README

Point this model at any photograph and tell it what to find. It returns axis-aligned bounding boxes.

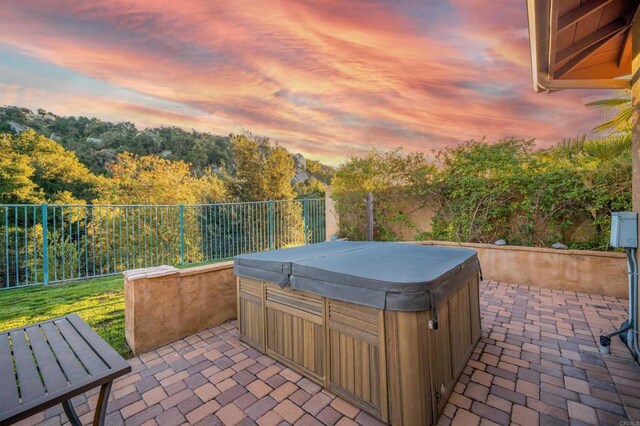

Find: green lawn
[0,276,130,357]
[0,259,232,359]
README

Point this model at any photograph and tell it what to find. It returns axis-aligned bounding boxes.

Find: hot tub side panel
[264,284,325,383]
[327,299,388,421]
[429,273,481,415]
[385,309,433,425]
[237,277,265,351]
[384,273,481,424]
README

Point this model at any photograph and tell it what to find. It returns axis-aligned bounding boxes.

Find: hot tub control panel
[610,212,638,248]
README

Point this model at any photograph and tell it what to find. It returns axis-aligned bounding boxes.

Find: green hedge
[332,138,631,250]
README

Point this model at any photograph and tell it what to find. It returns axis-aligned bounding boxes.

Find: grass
[0,259,232,359]
[0,275,131,357]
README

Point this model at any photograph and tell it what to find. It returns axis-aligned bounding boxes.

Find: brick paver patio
[15,281,640,426]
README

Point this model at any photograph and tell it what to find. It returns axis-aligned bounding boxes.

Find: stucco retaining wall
[124,262,236,354]
[417,241,628,298]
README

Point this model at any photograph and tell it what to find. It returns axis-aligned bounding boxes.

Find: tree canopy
[0,130,104,204]
[0,107,332,205]
[97,152,228,205]
[229,133,297,201]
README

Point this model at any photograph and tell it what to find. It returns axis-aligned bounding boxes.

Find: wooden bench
[0,314,131,425]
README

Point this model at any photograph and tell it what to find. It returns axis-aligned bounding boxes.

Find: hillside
[0,106,333,185]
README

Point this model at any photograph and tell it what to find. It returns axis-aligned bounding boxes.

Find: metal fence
[0,199,326,289]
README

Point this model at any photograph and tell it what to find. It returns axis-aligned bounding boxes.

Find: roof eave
[527,0,545,92]
[536,72,630,90]
[527,0,631,91]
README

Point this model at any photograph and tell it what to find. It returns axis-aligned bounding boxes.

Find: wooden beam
[555,34,613,78]
[548,0,560,79]
[618,29,632,68]
[623,0,640,24]
[558,0,614,32]
[527,0,552,92]
[556,18,627,62]
[535,71,630,90]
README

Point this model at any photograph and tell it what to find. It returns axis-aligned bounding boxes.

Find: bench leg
[93,381,113,426]
[62,399,81,426]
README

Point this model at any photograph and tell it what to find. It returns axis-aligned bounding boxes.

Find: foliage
[229,133,297,201]
[196,168,232,204]
[582,134,631,161]
[0,107,232,175]
[581,152,632,249]
[305,159,334,184]
[0,121,324,206]
[293,178,326,199]
[549,134,587,162]
[228,133,305,245]
[430,138,592,246]
[0,106,332,189]
[0,134,42,203]
[430,139,531,243]
[0,131,104,203]
[332,149,434,240]
[332,137,631,250]
[586,90,631,134]
[98,152,228,204]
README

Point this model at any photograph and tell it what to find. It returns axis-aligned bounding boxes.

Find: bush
[331,149,434,241]
[331,138,631,250]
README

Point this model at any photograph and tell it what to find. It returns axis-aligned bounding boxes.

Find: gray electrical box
[610,212,638,248]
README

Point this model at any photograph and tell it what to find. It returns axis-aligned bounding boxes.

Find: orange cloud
[0,0,615,165]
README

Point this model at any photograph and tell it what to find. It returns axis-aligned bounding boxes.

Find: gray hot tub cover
[234,242,479,311]
[233,241,374,285]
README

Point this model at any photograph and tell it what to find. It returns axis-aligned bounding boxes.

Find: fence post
[41,204,49,285]
[303,199,308,244]
[366,193,374,241]
[179,204,185,265]
[269,200,274,250]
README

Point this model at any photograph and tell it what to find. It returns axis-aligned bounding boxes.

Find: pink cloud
[0,0,616,165]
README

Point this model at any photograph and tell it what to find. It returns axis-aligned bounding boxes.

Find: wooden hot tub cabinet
[236,249,480,425]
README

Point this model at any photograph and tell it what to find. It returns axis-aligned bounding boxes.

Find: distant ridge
[0,106,333,186]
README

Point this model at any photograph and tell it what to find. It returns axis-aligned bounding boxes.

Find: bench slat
[54,318,108,376]
[40,322,90,385]
[67,315,128,370]
[0,334,20,413]
[9,330,46,404]
[25,326,68,393]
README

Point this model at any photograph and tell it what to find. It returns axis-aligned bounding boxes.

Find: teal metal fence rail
[0,199,326,289]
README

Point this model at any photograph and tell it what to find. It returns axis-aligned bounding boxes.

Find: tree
[306,159,333,184]
[332,149,434,240]
[293,178,326,198]
[195,168,230,203]
[229,133,296,201]
[586,90,631,134]
[430,139,532,243]
[100,153,227,205]
[0,134,43,203]
[1,130,103,203]
[545,133,630,163]
[265,145,296,200]
[583,135,631,161]
[230,134,269,201]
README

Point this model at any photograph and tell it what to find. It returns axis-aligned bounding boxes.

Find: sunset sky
[0,0,621,165]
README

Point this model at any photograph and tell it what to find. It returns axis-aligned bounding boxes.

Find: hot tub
[234,242,481,425]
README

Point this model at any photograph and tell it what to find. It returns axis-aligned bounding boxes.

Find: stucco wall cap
[414,240,625,259]
[179,261,234,278]
[124,265,179,281]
